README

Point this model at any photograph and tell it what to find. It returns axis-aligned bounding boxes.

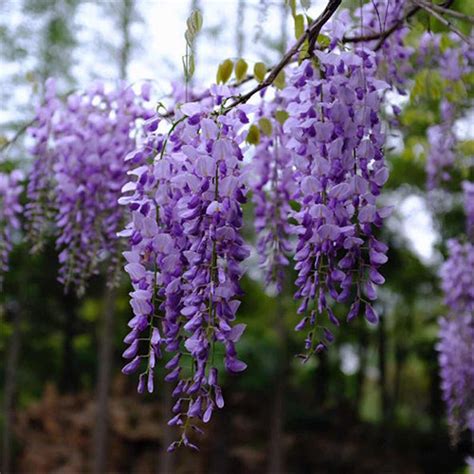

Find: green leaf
[298,38,309,63]
[259,117,273,136]
[287,0,297,18]
[274,70,286,90]
[235,59,248,83]
[300,0,311,9]
[275,110,289,125]
[246,124,260,145]
[317,34,331,49]
[191,10,203,32]
[184,29,193,47]
[458,140,474,156]
[217,59,234,84]
[254,62,267,83]
[294,14,304,39]
[188,54,195,78]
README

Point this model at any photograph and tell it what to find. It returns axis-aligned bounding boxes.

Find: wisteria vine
[0,0,471,456]
[26,79,153,294]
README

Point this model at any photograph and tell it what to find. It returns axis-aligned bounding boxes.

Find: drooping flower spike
[27,79,154,294]
[0,170,24,288]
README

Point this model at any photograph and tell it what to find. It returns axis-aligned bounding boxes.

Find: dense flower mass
[334,0,413,91]
[440,239,474,315]
[250,95,294,293]
[438,239,474,442]
[462,180,474,238]
[417,33,474,189]
[27,79,153,293]
[0,170,24,287]
[116,16,396,447]
[282,51,390,357]
[437,314,474,443]
[120,87,252,448]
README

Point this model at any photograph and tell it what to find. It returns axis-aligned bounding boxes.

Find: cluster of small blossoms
[350,0,413,91]
[417,32,474,83]
[27,79,153,293]
[463,181,474,238]
[26,78,61,252]
[437,315,474,442]
[281,50,390,358]
[440,239,474,315]
[249,94,294,293]
[438,239,474,441]
[417,33,474,189]
[425,102,457,190]
[120,86,251,449]
[0,170,24,287]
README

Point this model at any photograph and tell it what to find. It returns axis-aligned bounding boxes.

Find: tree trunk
[92,285,116,474]
[60,292,79,393]
[157,383,176,474]
[378,311,389,424]
[1,302,22,474]
[267,298,288,474]
[355,331,368,410]
[236,0,245,57]
[391,344,405,422]
[119,0,133,81]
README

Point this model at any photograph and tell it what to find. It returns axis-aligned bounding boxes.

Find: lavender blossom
[27,79,153,294]
[0,170,24,287]
[437,314,474,443]
[120,87,251,448]
[281,51,390,357]
[462,181,474,238]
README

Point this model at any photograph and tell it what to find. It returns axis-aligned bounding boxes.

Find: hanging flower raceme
[440,239,474,315]
[438,239,474,442]
[417,33,473,189]
[425,99,459,190]
[26,78,60,252]
[282,51,390,357]
[437,314,474,443]
[0,170,24,287]
[342,0,413,91]
[120,87,251,449]
[462,180,474,238]
[27,79,153,294]
[249,94,294,293]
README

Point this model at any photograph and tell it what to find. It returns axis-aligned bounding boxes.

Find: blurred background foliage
[0,0,473,473]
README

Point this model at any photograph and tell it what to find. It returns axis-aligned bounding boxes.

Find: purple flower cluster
[27,79,153,293]
[440,239,474,315]
[351,0,413,91]
[438,239,474,441]
[426,127,457,190]
[462,180,474,238]
[249,96,294,293]
[0,170,24,287]
[417,33,474,189]
[281,51,390,357]
[120,87,251,449]
[437,314,474,442]
[26,78,60,252]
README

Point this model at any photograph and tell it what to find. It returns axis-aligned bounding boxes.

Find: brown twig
[342,0,458,51]
[417,1,474,23]
[343,4,421,50]
[411,0,472,45]
[223,0,342,112]
[0,119,36,156]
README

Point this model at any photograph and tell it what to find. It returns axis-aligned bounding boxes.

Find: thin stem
[223,0,342,113]
[417,1,474,23]
[411,0,472,45]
